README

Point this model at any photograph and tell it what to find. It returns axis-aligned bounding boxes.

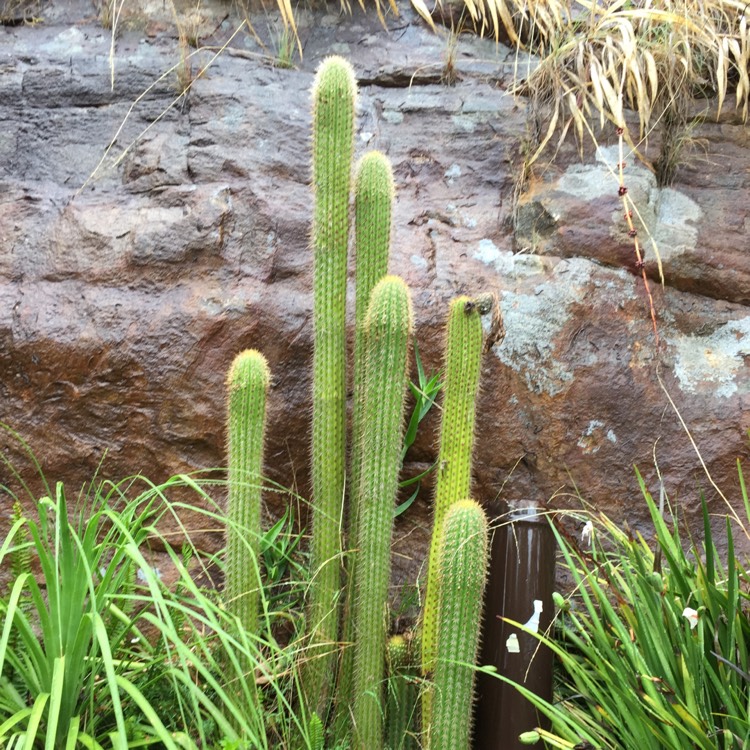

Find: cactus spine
[421,298,484,723]
[224,349,270,638]
[306,56,357,714]
[336,151,395,728]
[385,635,419,750]
[352,276,413,750]
[430,499,489,750]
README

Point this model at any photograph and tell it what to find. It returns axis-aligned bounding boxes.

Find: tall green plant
[306,55,357,715]
[421,297,484,720]
[224,349,270,640]
[350,150,395,503]
[351,276,413,749]
[430,499,489,750]
[0,482,196,748]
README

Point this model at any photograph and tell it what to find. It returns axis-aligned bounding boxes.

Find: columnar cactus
[385,634,419,750]
[305,55,357,713]
[430,499,489,750]
[349,149,396,527]
[337,150,395,728]
[421,297,484,721]
[224,349,270,638]
[352,275,413,750]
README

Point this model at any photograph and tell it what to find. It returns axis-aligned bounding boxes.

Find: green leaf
[44,656,66,750]
[114,677,183,750]
[22,692,49,750]
[394,486,419,517]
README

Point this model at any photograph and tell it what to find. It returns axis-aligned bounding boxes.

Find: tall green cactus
[430,499,489,750]
[305,55,357,715]
[336,150,395,730]
[224,349,270,638]
[352,275,413,750]
[351,150,395,501]
[421,297,484,722]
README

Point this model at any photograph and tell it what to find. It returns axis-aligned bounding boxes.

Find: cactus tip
[227,349,270,388]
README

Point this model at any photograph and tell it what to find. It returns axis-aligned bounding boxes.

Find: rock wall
[2,0,749,588]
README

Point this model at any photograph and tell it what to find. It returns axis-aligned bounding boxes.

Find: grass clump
[498,462,750,749]
[0,429,317,749]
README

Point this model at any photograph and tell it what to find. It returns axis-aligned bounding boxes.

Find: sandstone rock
[1,2,748,597]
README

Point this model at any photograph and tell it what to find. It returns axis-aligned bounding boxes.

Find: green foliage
[421,297,484,721]
[385,635,419,750]
[225,348,270,643]
[494,463,750,749]
[0,483,158,748]
[307,712,325,750]
[306,55,357,716]
[351,276,413,749]
[430,499,489,750]
[260,503,306,622]
[396,342,443,518]
[0,445,331,750]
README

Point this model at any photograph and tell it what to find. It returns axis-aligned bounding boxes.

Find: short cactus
[430,499,489,750]
[421,297,484,721]
[224,349,270,638]
[352,276,413,750]
[306,55,357,714]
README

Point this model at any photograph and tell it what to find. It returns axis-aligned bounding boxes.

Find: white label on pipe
[506,633,520,653]
[522,599,544,633]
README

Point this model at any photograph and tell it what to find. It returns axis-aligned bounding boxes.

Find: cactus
[350,149,396,526]
[305,55,357,714]
[224,349,270,639]
[337,150,395,730]
[430,499,489,750]
[385,634,419,750]
[352,275,413,750]
[421,297,484,724]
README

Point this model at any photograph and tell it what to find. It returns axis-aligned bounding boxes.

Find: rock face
[1,0,749,592]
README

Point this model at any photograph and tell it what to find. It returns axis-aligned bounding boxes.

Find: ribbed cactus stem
[351,150,395,498]
[337,150,395,728]
[385,635,419,750]
[352,276,413,750]
[224,349,270,638]
[306,55,357,714]
[421,297,484,723]
[430,499,489,750]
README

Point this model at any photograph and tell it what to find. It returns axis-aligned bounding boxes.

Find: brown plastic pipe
[473,504,555,749]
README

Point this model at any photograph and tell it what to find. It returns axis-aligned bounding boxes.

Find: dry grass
[414,0,749,173]
[0,0,42,24]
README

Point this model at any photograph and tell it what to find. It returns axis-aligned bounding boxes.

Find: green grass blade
[0,708,33,741]
[91,613,128,745]
[22,692,49,750]
[64,715,81,750]
[113,676,182,750]
[44,656,66,750]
